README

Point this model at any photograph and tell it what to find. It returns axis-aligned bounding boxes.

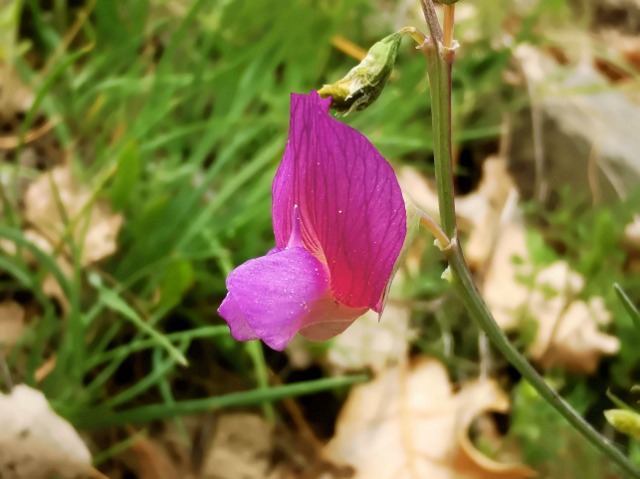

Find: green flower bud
[318,31,403,114]
[604,409,640,440]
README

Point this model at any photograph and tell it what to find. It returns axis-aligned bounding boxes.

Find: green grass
[7,0,433,433]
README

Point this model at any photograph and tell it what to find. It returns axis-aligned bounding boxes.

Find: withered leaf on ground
[323,358,536,479]
[0,384,93,479]
[200,413,275,479]
[0,300,26,348]
[24,163,123,266]
[483,220,620,373]
[126,434,184,479]
[326,277,415,374]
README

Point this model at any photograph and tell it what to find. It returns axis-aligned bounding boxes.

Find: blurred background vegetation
[1,0,640,477]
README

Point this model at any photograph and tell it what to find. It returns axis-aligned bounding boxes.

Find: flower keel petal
[219,246,331,350]
[218,294,259,342]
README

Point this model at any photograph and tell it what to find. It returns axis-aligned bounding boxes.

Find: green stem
[423,40,456,239]
[445,242,640,478]
[419,1,640,477]
[246,341,276,423]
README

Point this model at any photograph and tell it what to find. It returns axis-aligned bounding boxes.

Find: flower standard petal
[272,91,406,311]
[218,246,332,351]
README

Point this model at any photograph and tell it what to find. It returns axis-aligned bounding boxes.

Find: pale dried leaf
[324,358,536,479]
[327,305,413,374]
[399,159,517,271]
[283,334,315,369]
[0,384,92,479]
[200,413,274,479]
[483,221,620,373]
[0,300,26,347]
[327,277,415,374]
[623,214,640,250]
[456,156,517,269]
[34,356,57,383]
[397,166,440,222]
[128,436,182,479]
[24,164,123,266]
[0,65,34,114]
[482,221,530,331]
[536,298,620,373]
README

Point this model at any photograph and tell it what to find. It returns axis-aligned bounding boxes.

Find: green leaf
[110,141,141,211]
[93,278,187,366]
[614,283,640,327]
[158,259,194,310]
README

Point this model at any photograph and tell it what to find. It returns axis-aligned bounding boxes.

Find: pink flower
[218,91,407,350]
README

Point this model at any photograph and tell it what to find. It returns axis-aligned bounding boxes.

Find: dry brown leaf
[455,156,517,269]
[624,214,640,273]
[623,214,640,250]
[199,413,274,479]
[482,221,530,331]
[326,275,415,374]
[128,435,183,479]
[0,300,26,348]
[34,355,58,383]
[24,164,123,266]
[0,65,34,116]
[0,384,92,479]
[117,418,203,479]
[483,220,620,373]
[326,303,414,374]
[397,166,440,222]
[398,158,517,270]
[324,358,536,479]
[534,297,620,372]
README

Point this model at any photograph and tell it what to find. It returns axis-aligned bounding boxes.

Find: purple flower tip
[218,91,406,350]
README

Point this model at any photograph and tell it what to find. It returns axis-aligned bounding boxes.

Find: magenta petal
[218,294,259,342]
[218,246,331,351]
[298,299,367,341]
[272,91,406,311]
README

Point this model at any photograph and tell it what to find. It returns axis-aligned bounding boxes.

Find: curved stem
[418,1,640,477]
[445,240,640,478]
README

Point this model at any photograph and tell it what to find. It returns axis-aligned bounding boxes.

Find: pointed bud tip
[319,31,404,114]
[604,409,640,440]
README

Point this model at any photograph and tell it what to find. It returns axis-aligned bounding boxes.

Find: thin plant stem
[443,4,455,48]
[420,0,443,43]
[246,341,276,423]
[418,0,640,477]
[0,348,13,392]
